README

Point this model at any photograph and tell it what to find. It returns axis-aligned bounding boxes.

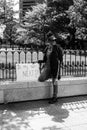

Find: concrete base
[0,77,87,103]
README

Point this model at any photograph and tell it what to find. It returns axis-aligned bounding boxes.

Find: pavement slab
[0,96,87,130]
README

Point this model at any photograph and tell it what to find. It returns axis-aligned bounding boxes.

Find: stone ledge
[0,77,87,104]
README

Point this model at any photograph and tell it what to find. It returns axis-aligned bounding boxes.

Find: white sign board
[16,63,40,81]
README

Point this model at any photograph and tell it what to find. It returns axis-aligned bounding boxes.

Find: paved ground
[0,96,87,130]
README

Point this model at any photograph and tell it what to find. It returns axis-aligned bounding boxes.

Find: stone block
[0,91,4,103]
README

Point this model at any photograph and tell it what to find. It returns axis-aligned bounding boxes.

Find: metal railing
[0,46,87,81]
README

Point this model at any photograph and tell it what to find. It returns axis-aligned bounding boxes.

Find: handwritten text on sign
[16,63,40,81]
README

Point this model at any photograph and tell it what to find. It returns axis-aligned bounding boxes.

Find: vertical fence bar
[12,46,14,81]
[5,47,8,80]
[79,48,81,76]
[8,62,11,79]
[72,61,74,76]
[36,47,39,62]
[75,48,77,75]
[37,50,39,62]
[84,49,86,76]
[67,61,69,76]
[31,49,33,63]
[82,61,84,76]
[25,45,27,63]
[25,51,26,63]
[70,48,72,75]
[61,59,63,77]
[77,61,79,76]
[2,63,4,80]
[64,48,67,76]
[18,46,21,63]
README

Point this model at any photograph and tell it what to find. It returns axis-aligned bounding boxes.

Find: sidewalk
[0,96,87,130]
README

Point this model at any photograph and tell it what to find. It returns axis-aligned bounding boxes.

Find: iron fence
[0,46,87,81]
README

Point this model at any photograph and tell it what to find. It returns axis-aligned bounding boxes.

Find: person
[38,32,63,103]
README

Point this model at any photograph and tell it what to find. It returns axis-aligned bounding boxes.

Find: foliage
[45,0,72,38]
[1,0,87,48]
[16,2,47,46]
[0,0,18,44]
[17,0,73,47]
[67,0,87,40]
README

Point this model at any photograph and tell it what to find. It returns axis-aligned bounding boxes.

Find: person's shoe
[48,97,58,104]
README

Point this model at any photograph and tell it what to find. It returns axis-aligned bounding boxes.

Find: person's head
[48,35,56,45]
[46,31,56,45]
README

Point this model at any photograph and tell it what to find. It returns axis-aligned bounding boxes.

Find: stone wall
[1,77,87,104]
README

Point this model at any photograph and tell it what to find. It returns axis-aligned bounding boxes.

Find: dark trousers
[52,78,58,98]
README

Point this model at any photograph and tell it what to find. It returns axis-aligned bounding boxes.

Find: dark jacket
[43,44,63,78]
[38,44,63,81]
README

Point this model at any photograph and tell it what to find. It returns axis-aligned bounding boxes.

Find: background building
[19,0,44,18]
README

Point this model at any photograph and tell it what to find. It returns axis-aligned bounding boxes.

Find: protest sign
[16,63,40,81]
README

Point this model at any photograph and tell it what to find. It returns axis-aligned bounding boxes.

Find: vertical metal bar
[61,59,63,77]
[75,48,77,76]
[61,49,64,77]
[65,49,67,76]
[2,63,4,80]
[12,47,14,81]
[18,46,21,63]
[72,61,74,76]
[9,62,11,79]
[37,50,39,62]
[82,61,84,76]
[67,61,69,76]
[70,49,71,76]
[19,52,21,63]
[77,61,79,76]
[84,49,86,76]
[5,48,7,80]
[25,45,27,63]
[31,50,33,63]
[0,63,1,79]
[25,51,27,63]
[79,48,81,76]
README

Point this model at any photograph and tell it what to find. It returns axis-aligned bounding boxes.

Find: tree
[16,2,47,47]
[0,0,18,45]
[67,0,87,48]
[44,0,72,38]
[16,0,73,48]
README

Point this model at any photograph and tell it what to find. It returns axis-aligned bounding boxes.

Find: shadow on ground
[0,96,87,130]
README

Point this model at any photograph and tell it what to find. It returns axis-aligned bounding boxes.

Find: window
[20,0,36,17]
[20,0,44,17]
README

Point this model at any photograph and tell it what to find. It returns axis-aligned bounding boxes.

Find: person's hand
[38,60,44,63]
